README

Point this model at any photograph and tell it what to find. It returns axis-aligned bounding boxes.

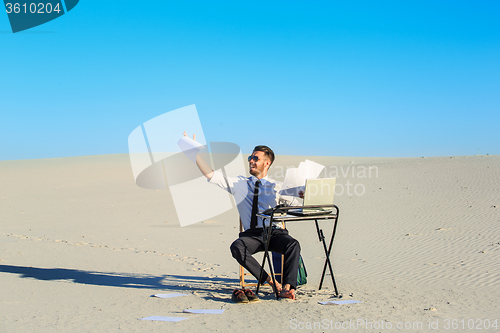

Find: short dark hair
[253,145,275,166]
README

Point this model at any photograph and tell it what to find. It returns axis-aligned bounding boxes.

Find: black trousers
[230,228,301,289]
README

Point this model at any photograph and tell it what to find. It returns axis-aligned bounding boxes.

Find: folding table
[255,204,340,299]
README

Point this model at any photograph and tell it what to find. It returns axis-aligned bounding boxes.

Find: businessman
[184,132,301,300]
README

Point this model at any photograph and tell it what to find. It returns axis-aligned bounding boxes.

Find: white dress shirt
[208,170,286,230]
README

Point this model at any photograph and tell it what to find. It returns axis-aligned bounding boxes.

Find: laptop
[287,178,336,217]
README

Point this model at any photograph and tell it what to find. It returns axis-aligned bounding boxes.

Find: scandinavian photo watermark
[271,164,379,197]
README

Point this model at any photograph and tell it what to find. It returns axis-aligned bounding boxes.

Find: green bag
[297,255,308,286]
[272,253,307,286]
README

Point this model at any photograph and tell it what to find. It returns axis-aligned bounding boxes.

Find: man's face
[249,151,270,178]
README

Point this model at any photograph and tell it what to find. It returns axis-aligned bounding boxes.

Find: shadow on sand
[0,264,245,294]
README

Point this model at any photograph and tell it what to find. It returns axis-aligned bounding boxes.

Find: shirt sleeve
[208,170,232,194]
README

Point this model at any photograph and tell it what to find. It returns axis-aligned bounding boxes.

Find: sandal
[243,289,260,303]
[231,289,249,303]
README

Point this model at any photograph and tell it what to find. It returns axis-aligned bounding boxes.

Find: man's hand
[183,131,196,141]
[182,131,213,180]
[298,190,304,199]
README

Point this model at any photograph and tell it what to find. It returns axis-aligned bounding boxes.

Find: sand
[1,154,499,332]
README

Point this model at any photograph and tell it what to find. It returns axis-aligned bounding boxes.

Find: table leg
[256,225,280,299]
[315,219,339,295]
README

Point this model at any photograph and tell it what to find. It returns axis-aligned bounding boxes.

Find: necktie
[250,180,261,229]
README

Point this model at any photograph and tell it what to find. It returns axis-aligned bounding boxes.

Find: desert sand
[1,154,499,332]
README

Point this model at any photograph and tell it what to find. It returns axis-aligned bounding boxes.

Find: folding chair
[238,218,285,288]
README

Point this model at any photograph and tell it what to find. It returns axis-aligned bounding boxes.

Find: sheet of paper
[140,316,188,322]
[177,136,205,163]
[279,186,305,197]
[318,300,362,305]
[152,293,189,298]
[280,168,305,197]
[183,309,224,314]
[303,159,325,178]
[280,160,325,197]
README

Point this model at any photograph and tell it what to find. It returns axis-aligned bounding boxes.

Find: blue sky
[1,0,499,160]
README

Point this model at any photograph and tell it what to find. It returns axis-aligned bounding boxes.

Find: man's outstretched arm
[183,131,214,180]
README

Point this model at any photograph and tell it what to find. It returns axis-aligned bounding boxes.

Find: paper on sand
[319,300,363,305]
[152,293,189,298]
[183,309,224,314]
[140,316,188,322]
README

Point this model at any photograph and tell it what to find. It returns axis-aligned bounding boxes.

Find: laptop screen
[303,178,336,212]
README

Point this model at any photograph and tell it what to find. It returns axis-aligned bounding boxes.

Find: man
[184,132,300,300]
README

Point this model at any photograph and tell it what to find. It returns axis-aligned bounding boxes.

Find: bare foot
[266,279,282,293]
[279,288,296,300]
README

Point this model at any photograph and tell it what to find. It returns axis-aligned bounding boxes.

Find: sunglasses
[248,155,260,162]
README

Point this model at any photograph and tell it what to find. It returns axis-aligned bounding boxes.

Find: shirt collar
[250,175,269,185]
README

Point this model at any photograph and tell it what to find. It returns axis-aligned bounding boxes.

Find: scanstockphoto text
[289,318,499,330]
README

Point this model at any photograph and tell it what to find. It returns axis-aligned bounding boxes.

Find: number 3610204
[5,3,62,14]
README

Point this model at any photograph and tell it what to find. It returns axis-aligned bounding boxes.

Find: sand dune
[1,154,499,332]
